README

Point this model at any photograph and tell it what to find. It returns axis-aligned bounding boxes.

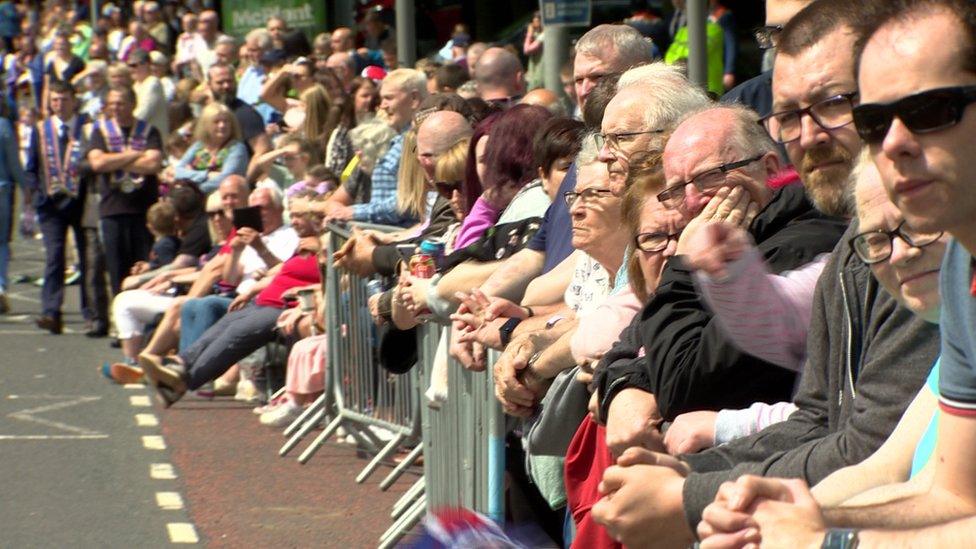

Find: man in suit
[25,80,94,334]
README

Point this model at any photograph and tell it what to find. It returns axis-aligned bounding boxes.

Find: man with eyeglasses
[594,103,844,455]
[588,2,939,546]
[705,0,976,545]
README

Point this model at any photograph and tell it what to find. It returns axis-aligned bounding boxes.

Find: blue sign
[540,0,592,27]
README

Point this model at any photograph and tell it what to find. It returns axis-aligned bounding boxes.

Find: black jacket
[595,184,848,421]
[678,219,940,527]
[371,196,457,277]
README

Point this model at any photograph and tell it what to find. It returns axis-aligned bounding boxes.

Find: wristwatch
[821,528,859,549]
[498,317,522,347]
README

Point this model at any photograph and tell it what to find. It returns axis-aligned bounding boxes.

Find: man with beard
[588,1,940,546]
[206,63,271,183]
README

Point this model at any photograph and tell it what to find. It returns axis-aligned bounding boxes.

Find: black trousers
[101,213,152,295]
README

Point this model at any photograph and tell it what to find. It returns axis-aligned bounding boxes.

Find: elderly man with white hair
[324,68,429,225]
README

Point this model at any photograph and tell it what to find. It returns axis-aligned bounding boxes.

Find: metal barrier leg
[355,432,406,484]
[392,477,425,519]
[379,441,423,491]
[282,393,326,437]
[297,415,344,464]
[279,405,329,457]
[378,494,427,549]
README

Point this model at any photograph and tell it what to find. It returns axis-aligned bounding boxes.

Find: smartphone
[396,243,416,263]
[232,206,264,232]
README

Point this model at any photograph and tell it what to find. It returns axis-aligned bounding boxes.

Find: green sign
[222,0,328,38]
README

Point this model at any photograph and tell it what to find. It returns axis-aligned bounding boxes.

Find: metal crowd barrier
[276,222,424,546]
[416,324,506,520]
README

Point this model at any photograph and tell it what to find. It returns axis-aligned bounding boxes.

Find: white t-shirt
[564,253,612,317]
[236,224,299,294]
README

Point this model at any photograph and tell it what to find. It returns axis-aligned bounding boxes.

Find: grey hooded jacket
[680,219,941,528]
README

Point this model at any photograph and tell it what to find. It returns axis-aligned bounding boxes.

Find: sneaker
[108,363,145,385]
[213,378,238,396]
[64,266,81,286]
[259,401,302,427]
[252,394,288,415]
[234,379,263,403]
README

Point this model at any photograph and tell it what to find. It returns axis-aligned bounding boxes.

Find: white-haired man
[324,68,429,225]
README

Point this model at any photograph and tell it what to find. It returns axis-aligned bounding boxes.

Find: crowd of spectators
[4,0,976,547]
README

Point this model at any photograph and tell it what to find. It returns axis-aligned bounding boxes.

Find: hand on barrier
[591,456,693,548]
[449,322,486,371]
[663,410,719,456]
[332,228,377,277]
[451,290,524,350]
[698,476,820,549]
[492,334,541,417]
[396,272,431,316]
[681,222,753,281]
[676,186,758,256]
[605,388,666,459]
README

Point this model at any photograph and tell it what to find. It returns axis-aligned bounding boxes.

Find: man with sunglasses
[707,0,976,544]
[589,2,939,545]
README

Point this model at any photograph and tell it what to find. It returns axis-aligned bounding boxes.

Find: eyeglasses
[753,25,783,50]
[207,210,225,218]
[761,92,858,144]
[851,85,976,145]
[848,219,943,265]
[564,187,614,207]
[595,129,665,154]
[434,180,461,200]
[655,154,765,209]
[634,231,681,253]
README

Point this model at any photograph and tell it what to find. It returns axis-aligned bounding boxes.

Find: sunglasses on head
[852,85,976,144]
[434,180,462,199]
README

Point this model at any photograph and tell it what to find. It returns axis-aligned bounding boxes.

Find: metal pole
[395,0,416,68]
[686,0,708,90]
[91,0,98,31]
[334,0,355,29]
[542,24,568,96]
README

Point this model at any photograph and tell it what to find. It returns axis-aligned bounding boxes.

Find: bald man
[417,110,473,181]
[326,51,356,90]
[520,88,566,117]
[330,27,355,53]
[474,47,524,104]
[336,110,473,278]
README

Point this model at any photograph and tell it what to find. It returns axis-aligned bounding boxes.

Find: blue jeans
[0,182,11,292]
[179,295,233,353]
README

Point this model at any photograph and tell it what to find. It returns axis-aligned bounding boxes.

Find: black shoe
[35,315,63,335]
[86,325,109,338]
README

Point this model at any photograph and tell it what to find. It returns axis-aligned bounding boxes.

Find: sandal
[138,353,188,408]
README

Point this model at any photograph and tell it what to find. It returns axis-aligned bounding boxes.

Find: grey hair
[615,62,712,140]
[245,28,272,50]
[216,35,237,47]
[575,24,655,71]
[383,68,430,101]
[253,183,284,211]
[676,103,778,157]
[576,132,601,175]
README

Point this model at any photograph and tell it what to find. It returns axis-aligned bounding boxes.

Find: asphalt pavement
[0,235,416,548]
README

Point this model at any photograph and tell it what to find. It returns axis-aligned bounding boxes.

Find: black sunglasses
[852,85,976,144]
[434,180,461,200]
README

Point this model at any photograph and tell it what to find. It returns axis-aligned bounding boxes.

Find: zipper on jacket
[840,271,857,401]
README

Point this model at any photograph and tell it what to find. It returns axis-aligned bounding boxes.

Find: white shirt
[236,224,299,295]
